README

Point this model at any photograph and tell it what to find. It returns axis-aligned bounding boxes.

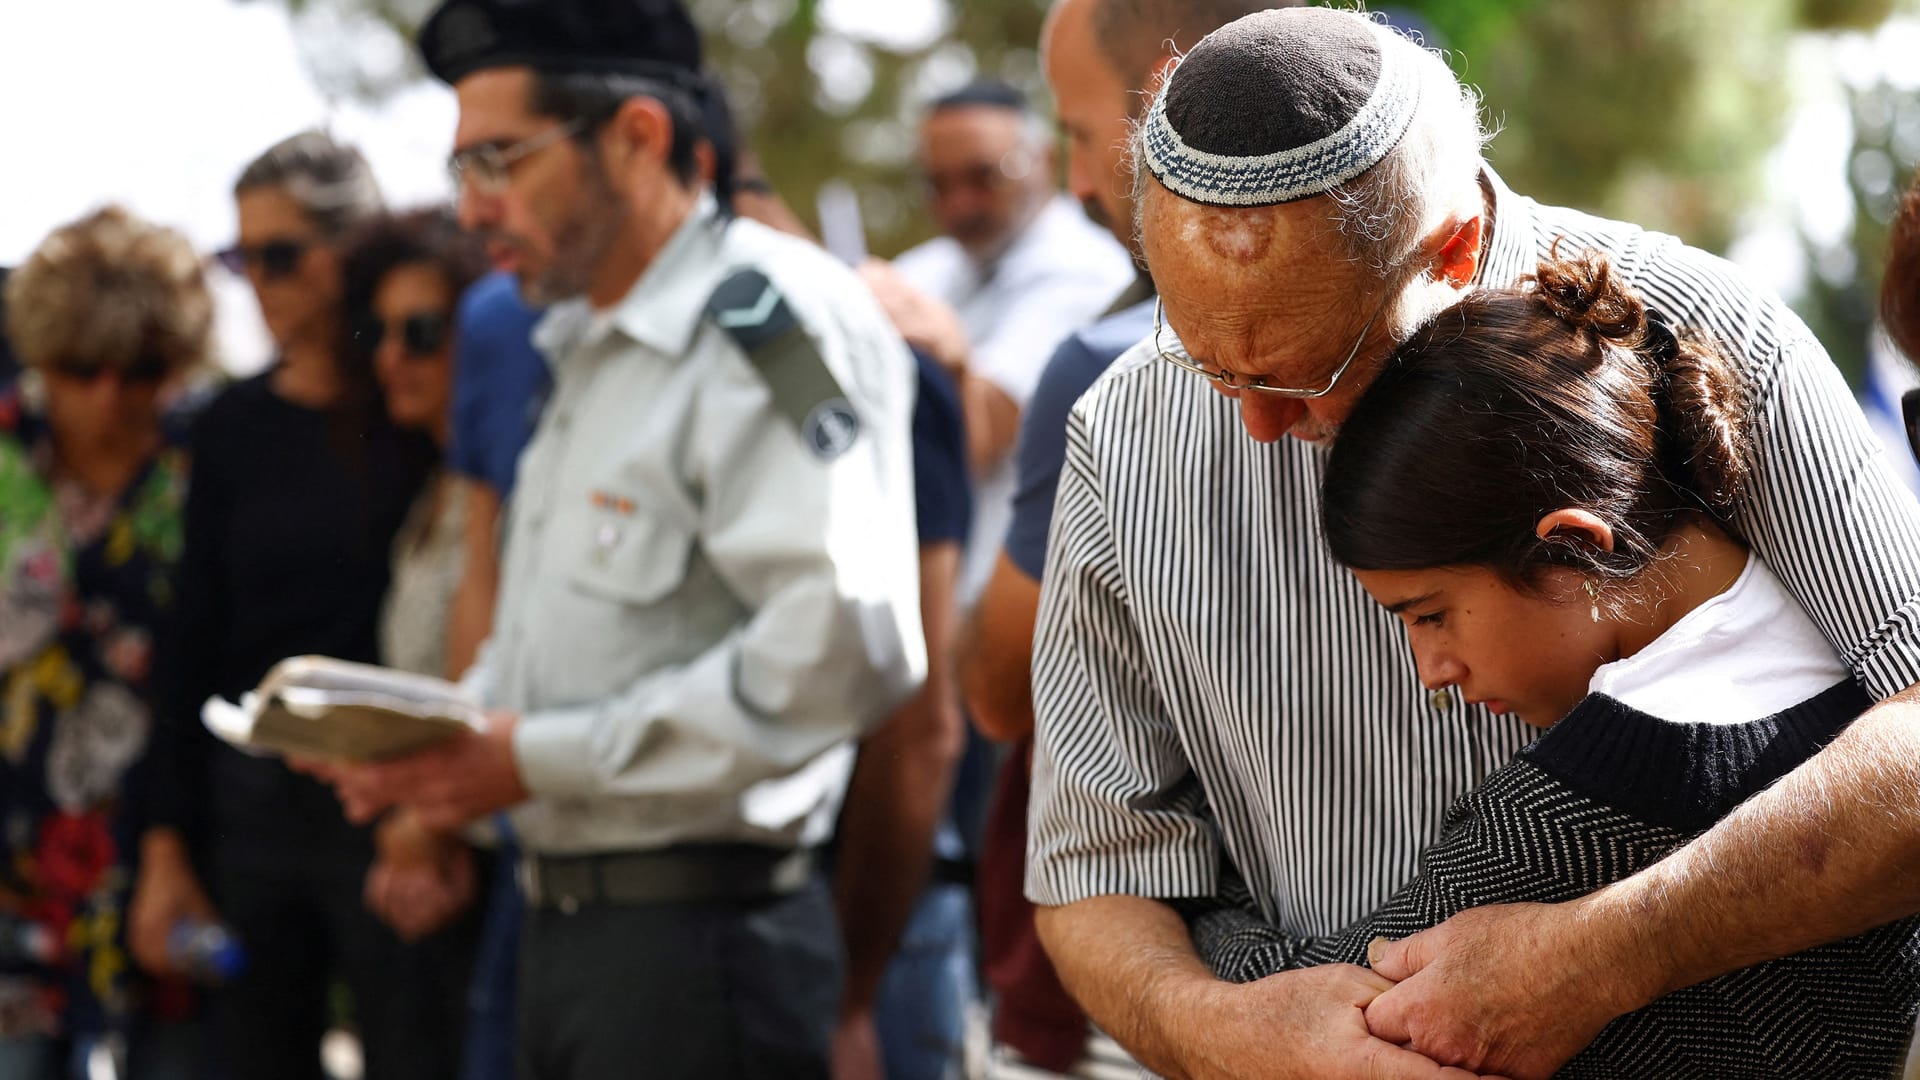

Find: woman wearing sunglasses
[339,208,488,682]
[1179,248,1920,1077]
[0,205,211,1079]
[131,132,455,1080]
[335,209,492,988]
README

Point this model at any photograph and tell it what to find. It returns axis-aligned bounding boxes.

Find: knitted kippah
[1142,8,1421,207]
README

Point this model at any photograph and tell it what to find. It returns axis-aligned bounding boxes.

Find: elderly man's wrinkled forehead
[1140,178,1339,279]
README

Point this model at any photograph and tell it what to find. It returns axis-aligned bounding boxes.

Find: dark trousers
[515,876,842,1080]
[208,849,470,1080]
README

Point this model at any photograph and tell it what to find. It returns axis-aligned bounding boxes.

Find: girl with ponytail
[1182,245,1920,1077]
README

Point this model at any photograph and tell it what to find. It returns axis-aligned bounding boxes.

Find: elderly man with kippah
[307,1,928,1077]
[1026,9,1920,1078]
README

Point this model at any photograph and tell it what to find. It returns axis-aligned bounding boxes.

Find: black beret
[418,0,703,86]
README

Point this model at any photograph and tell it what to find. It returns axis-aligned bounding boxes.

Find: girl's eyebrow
[1384,591,1440,615]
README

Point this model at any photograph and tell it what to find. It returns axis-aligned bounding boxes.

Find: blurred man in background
[879,80,1133,604]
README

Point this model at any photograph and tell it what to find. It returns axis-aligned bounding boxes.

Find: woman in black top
[1186,248,1920,1078]
[130,131,452,1080]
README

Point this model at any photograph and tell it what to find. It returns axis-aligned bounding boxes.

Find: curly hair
[5,205,213,377]
[337,206,487,388]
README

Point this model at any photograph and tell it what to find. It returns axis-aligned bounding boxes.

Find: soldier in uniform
[310,2,928,1076]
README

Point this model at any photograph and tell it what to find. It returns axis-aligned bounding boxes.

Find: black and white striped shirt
[1026,169,1920,936]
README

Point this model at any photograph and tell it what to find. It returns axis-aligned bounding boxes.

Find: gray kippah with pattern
[1143,8,1421,207]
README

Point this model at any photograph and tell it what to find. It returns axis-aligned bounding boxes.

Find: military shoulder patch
[706,268,862,461]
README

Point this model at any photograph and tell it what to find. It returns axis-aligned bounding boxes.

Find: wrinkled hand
[830,1007,885,1080]
[303,712,529,831]
[364,811,477,941]
[1366,902,1658,1079]
[128,828,218,978]
[858,258,970,376]
[1177,964,1501,1080]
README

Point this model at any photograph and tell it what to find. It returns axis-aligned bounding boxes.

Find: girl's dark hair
[1321,243,1754,595]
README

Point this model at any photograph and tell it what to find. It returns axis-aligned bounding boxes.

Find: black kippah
[1142,8,1421,207]
[418,0,703,86]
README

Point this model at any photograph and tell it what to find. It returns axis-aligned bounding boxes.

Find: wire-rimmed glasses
[447,118,589,195]
[1151,286,1397,398]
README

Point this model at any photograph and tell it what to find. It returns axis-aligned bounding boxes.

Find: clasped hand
[1361,901,1655,1080]
[293,710,529,831]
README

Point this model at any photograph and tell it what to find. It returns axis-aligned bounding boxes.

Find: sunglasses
[48,356,171,386]
[360,312,451,359]
[215,239,312,279]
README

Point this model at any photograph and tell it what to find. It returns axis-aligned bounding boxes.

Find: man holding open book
[303,1,928,1076]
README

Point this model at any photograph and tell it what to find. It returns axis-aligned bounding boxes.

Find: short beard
[524,147,631,306]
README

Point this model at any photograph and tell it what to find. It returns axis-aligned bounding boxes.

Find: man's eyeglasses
[360,312,451,359]
[48,356,171,386]
[448,119,588,196]
[215,239,312,280]
[1151,287,1397,398]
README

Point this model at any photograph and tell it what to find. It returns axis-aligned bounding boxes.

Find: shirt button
[558,895,580,916]
[1429,688,1454,712]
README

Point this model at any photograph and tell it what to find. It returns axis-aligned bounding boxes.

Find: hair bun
[1529,241,1645,344]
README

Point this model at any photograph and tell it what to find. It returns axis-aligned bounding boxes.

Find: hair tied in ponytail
[1643,309,1682,363]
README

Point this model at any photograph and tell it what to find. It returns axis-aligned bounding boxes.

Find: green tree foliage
[261,0,1913,375]
[1797,73,1920,383]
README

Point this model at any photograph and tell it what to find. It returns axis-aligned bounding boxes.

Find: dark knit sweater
[1186,681,1920,1079]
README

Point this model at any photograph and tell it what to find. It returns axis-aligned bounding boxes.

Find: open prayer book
[202,655,484,762]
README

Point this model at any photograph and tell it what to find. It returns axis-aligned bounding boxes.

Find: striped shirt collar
[1474,166,1537,291]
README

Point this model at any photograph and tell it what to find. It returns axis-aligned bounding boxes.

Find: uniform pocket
[566,510,695,606]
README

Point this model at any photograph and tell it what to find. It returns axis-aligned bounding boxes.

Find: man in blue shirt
[444,269,549,677]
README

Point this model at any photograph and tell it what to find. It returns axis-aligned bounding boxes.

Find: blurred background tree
[264,0,1918,381]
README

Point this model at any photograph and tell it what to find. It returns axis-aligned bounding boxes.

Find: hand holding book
[202,655,484,763]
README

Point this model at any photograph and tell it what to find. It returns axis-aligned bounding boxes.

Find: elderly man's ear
[1430,214,1486,287]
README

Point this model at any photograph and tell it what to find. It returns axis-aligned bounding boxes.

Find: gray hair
[234,130,384,237]
[1129,12,1490,279]
[1322,18,1490,276]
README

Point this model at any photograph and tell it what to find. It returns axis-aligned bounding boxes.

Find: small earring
[1585,578,1601,623]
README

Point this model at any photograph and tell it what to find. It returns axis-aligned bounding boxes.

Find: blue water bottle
[166,918,247,984]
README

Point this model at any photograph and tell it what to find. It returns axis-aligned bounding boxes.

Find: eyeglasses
[48,356,171,386]
[215,239,312,280]
[360,312,451,359]
[1151,286,1397,398]
[448,119,588,195]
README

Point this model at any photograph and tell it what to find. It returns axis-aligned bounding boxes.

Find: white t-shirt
[894,196,1134,602]
[1588,553,1850,724]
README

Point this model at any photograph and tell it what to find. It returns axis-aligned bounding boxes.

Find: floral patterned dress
[0,386,192,1051]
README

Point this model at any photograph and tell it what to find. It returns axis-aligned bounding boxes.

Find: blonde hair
[5,205,214,376]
